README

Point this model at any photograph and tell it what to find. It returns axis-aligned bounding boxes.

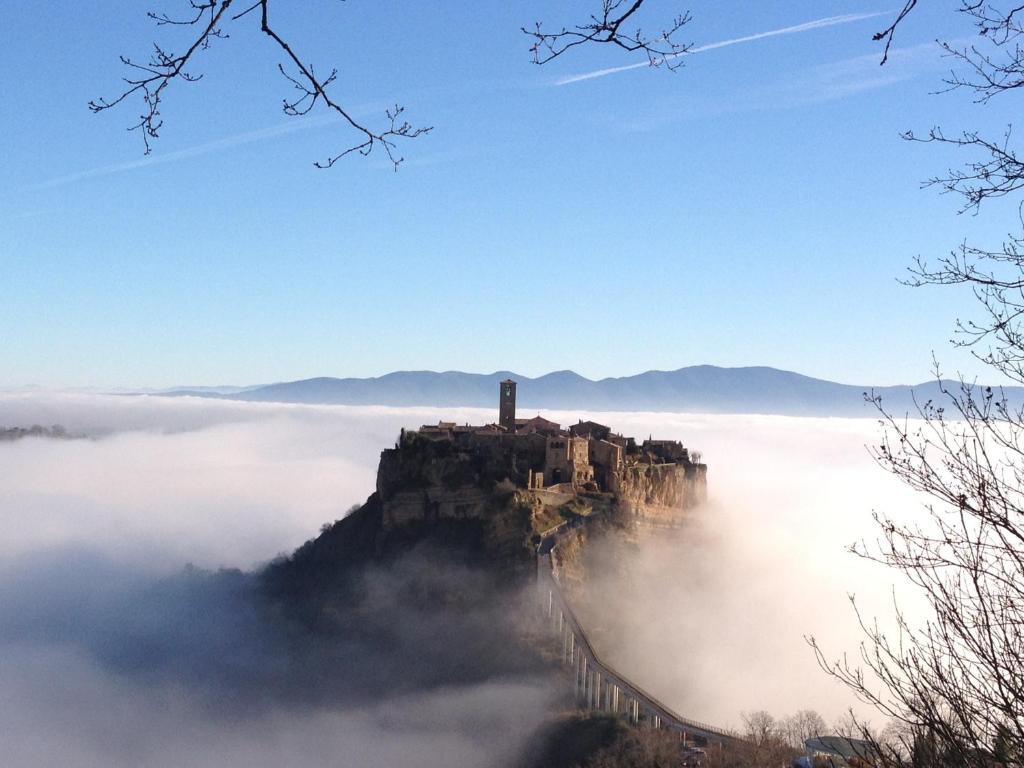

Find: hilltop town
[374,379,707,543]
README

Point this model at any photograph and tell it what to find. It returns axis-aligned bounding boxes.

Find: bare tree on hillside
[805,4,1024,766]
[810,349,1024,767]
[743,711,797,767]
[781,709,828,750]
[701,711,798,768]
[588,727,683,768]
[91,0,691,170]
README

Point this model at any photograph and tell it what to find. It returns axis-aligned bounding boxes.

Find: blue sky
[1,2,1017,388]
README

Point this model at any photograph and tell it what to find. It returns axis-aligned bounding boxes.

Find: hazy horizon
[2,361,1019,395]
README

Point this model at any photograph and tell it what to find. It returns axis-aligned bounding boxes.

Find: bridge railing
[537,530,739,745]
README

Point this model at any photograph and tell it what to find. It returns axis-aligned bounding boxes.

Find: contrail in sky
[33,114,339,190]
[554,10,894,86]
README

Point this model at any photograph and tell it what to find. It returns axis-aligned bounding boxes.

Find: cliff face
[617,464,686,510]
[376,431,545,494]
[264,435,707,612]
[615,463,707,524]
[375,440,542,564]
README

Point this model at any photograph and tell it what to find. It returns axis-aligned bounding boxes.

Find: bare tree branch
[904,211,1024,382]
[939,2,1024,102]
[903,126,1024,213]
[522,0,692,70]
[88,0,232,155]
[254,1,429,170]
[90,0,433,170]
[873,0,919,66]
[93,1,692,170]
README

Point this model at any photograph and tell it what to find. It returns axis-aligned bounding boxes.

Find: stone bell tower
[499,379,516,432]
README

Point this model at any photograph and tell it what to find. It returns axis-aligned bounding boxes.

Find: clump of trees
[699,710,827,768]
[0,424,73,441]
[587,727,687,768]
[534,708,835,768]
[520,712,703,768]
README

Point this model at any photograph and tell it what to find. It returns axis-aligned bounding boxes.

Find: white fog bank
[544,409,923,728]
[0,394,928,757]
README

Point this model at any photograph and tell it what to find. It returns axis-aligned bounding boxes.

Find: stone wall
[380,487,494,529]
[378,431,546,497]
[544,436,593,487]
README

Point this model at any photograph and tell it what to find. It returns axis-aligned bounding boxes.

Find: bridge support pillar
[629,699,639,725]
[652,714,661,729]
[573,653,580,698]
[609,684,619,714]
[591,671,601,710]
[577,655,587,704]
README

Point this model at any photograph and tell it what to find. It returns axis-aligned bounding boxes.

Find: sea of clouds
[0,393,926,764]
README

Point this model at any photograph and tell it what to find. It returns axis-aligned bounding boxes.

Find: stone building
[544,435,594,487]
[410,378,705,505]
[499,379,517,432]
[516,415,562,436]
[589,438,624,491]
[642,439,688,462]
[569,420,612,441]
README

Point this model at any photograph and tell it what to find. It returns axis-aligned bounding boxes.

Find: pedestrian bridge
[537,524,738,746]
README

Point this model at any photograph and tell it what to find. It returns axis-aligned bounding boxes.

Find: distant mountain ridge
[158,365,1024,417]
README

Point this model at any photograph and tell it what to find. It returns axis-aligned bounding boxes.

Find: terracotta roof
[570,420,610,436]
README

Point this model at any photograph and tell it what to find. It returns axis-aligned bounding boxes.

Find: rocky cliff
[262,432,705,615]
[615,463,707,524]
